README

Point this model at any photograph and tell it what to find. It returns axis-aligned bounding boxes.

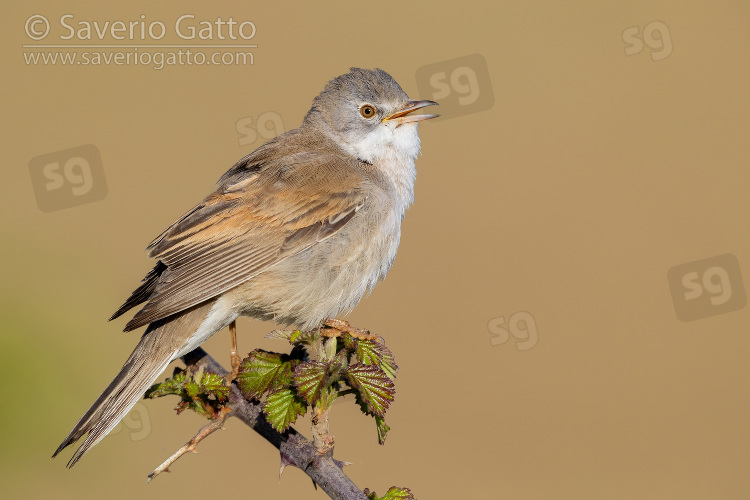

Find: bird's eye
[360,104,376,119]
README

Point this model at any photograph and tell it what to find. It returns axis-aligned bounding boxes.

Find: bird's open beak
[383,100,439,126]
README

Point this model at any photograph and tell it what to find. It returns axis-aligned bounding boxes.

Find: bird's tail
[53,300,214,467]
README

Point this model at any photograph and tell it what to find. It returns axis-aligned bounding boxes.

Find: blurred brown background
[2,1,750,499]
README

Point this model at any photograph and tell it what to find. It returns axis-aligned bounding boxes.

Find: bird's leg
[320,318,381,342]
[225,320,241,385]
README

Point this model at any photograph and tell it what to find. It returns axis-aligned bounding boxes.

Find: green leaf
[237,350,295,400]
[262,388,307,432]
[200,372,230,402]
[145,367,186,398]
[379,345,398,381]
[355,339,383,366]
[291,330,319,346]
[184,379,200,398]
[293,361,329,405]
[144,368,226,419]
[345,364,395,417]
[289,330,303,343]
[362,487,414,500]
[375,415,390,445]
[352,399,391,444]
[379,487,415,499]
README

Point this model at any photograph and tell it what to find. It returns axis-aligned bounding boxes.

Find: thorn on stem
[147,406,231,482]
[333,459,352,469]
[279,451,295,478]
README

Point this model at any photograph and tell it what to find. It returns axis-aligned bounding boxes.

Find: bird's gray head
[304,68,438,164]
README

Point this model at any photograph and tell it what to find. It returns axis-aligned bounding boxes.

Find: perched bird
[53,67,438,467]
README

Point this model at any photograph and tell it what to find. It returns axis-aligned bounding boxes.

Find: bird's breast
[226,192,406,330]
[225,146,418,330]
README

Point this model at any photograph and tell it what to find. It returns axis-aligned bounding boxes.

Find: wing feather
[119,129,368,331]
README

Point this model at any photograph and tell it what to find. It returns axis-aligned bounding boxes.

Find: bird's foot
[320,318,381,342]
[227,352,242,383]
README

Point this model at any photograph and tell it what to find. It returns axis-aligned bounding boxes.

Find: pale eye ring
[360,104,377,119]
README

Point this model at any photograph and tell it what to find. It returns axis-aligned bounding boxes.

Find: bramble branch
[169,347,368,500]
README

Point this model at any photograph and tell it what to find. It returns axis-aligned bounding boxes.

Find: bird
[53,67,438,468]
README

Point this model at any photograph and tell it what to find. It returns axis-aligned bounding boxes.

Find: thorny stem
[147,406,231,482]
[312,405,334,456]
[309,334,340,455]
[168,348,367,500]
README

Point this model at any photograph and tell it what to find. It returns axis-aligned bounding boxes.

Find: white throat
[340,122,421,210]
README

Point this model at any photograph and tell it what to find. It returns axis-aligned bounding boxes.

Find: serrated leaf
[363,487,414,500]
[375,415,390,445]
[291,330,319,346]
[355,339,383,366]
[345,364,394,417]
[379,345,398,381]
[262,388,307,432]
[379,486,414,500]
[145,367,186,398]
[170,367,187,385]
[293,361,329,405]
[184,380,200,398]
[175,400,190,415]
[200,372,230,401]
[237,350,295,399]
[342,334,384,365]
[144,368,227,420]
[145,380,179,399]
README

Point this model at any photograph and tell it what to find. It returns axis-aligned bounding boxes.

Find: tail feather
[54,299,214,467]
[53,324,177,468]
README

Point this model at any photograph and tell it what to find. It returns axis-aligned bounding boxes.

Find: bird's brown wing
[120,134,368,331]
